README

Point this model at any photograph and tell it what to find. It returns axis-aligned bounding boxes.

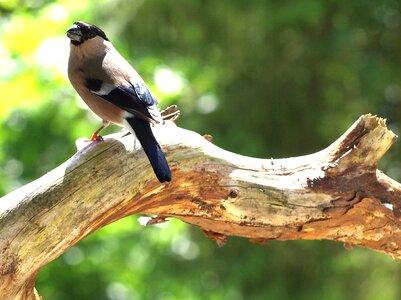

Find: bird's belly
[78,89,124,126]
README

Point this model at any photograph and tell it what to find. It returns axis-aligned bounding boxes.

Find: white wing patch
[91,82,116,96]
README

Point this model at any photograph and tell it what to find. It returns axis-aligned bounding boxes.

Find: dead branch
[1,114,400,299]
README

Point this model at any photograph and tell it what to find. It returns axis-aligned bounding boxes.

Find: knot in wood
[229,190,238,198]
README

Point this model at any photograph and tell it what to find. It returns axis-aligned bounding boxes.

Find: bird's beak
[66,24,82,42]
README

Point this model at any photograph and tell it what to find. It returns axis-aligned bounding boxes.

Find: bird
[66,21,171,183]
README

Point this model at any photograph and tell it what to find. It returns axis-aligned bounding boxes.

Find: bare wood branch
[1,114,400,299]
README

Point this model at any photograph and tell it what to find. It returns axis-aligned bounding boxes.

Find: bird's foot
[84,133,104,142]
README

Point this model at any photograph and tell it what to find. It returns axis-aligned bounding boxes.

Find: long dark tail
[126,117,171,182]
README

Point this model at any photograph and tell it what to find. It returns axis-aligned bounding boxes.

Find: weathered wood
[1,114,400,299]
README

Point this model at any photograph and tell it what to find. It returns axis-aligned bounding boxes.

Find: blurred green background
[1,0,401,299]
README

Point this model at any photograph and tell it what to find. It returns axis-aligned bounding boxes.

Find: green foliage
[2,0,401,299]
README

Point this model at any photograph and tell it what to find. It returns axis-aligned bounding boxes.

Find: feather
[90,83,162,124]
[125,117,171,183]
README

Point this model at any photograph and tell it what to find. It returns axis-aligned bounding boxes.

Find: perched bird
[66,21,171,182]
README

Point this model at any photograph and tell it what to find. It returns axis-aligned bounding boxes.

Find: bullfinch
[66,21,171,183]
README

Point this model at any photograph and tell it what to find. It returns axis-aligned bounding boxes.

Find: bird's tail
[126,117,171,183]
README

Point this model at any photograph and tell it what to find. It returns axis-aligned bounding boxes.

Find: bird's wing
[84,49,162,124]
[86,77,161,123]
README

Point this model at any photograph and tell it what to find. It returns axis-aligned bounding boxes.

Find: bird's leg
[86,120,110,142]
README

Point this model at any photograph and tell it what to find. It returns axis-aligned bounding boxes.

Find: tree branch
[1,114,400,299]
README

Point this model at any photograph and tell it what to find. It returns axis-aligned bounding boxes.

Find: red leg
[85,120,110,142]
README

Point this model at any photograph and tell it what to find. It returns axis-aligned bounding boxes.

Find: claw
[83,120,110,142]
[84,133,103,142]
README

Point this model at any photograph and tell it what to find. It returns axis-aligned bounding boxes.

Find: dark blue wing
[131,80,158,106]
[85,78,158,121]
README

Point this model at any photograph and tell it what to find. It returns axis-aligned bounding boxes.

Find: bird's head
[67,21,109,46]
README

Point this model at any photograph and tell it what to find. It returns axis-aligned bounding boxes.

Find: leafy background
[1,0,401,299]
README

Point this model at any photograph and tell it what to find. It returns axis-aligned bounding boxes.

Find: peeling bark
[0,114,400,299]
